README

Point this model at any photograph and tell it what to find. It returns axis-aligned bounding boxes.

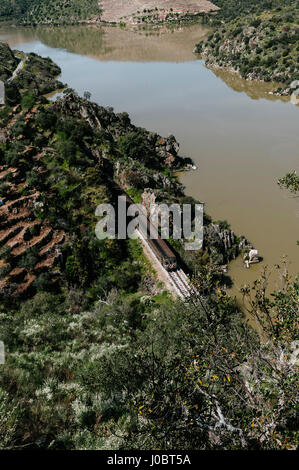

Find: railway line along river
[1,23,298,296]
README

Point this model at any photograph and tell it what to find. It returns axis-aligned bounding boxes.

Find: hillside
[195,1,299,93]
[0,0,220,25]
[99,0,219,24]
[209,0,296,21]
[0,42,18,81]
[0,0,102,25]
[0,43,298,452]
[0,42,246,299]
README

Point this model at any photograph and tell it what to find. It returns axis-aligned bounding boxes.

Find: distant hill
[99,0,219,23]
[0,0,219,25]
[0,0,102,25]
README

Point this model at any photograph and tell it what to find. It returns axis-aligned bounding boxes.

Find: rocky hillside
[195,2,299,93]
[0,89,185,298]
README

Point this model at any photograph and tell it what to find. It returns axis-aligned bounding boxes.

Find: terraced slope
[0,109,65,296]
[0,193,65,296]
[0,42,18,82]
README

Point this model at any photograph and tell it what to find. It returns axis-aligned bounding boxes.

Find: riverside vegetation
[0,42,298,450]
[195,0,299,94]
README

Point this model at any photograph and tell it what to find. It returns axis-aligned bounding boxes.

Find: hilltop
[207,0,297,21]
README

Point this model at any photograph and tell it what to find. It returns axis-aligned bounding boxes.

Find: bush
[21,92,36,111]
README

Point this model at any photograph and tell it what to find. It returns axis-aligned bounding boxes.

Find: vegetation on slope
[0,264,298,450]
[279,171,299,244]
[0,43,298,451]
[0,42,18,81]
[210,0,296,22]
[196,1,299,93]
[0,0,102,26]
[0,42,63,100]
[1,42,244,299]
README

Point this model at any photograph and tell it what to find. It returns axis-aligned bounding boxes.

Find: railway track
[136,230,195,300]
[136,227,196,299]
[136,228,193,299]
[169,268,197,300]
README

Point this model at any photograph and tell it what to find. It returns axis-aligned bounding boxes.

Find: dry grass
[99,0,219,23]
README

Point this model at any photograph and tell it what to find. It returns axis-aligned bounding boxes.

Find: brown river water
[1,23,298,296]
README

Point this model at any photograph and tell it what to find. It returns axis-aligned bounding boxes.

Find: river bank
[194,1,299,96]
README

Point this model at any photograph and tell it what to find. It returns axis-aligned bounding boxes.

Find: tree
[278,171,299,194]
[21,92,35,111]
[86,270,298,450]
[83,91,91,100]
[119,131,151,164]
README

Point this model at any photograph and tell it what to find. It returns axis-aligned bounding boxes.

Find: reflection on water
[39,24,212,62]
[210,66,287,103]
[0,24,289,102]
[0,23,298,295]
[0,24,210,62]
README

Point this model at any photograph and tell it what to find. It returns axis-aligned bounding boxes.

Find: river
[1,23,298,295]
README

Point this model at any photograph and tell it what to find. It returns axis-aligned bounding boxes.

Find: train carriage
[124,193,177,271]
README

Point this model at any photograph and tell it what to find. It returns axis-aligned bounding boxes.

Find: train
[148,236,177,271]
[123,193,177,271]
